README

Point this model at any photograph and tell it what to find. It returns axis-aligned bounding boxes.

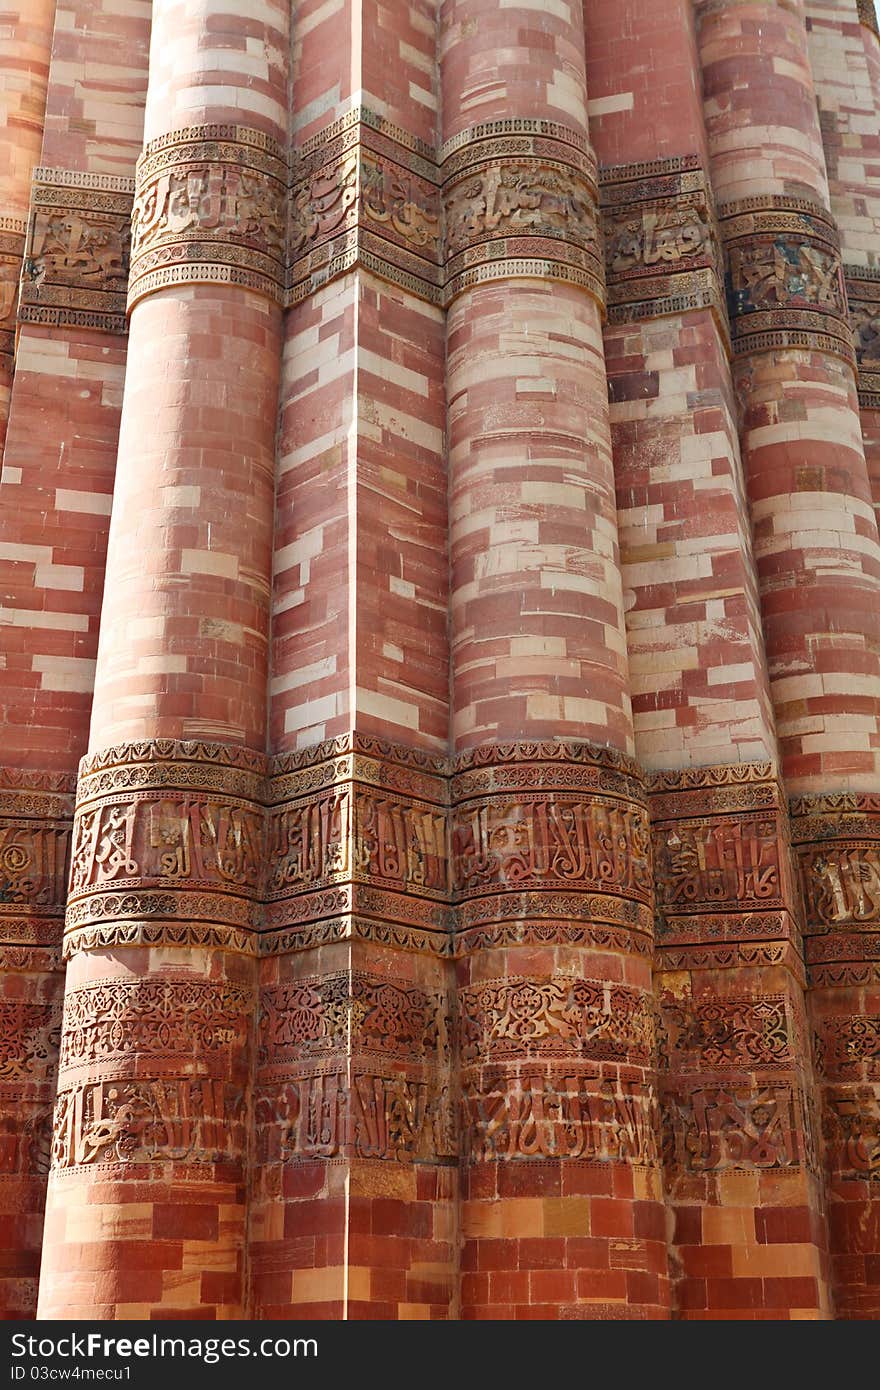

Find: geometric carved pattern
[658,995,794,1071]
[458,975,654,1064]
[20,169,133,334]
[600,154,725,331]
[719,195,853,362]
[129,125,287,310]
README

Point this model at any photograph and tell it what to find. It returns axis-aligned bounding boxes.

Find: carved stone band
[599,155,725,334]
[0,220,25,357]
[289,110,604,310]
[718,195,853,362]
[844,266,880,408]
[790,791,880,982]
[441,122,603,307]
[19,170,133,335]
[129,124,287,310]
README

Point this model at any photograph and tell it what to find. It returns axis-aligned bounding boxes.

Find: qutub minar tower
[3,0,880,1324]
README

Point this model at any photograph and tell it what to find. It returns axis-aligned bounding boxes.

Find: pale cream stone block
[356,686,419,730]
[33,656,96,693]
[180,549,239,580]
[34,563,84,591]
[587,91,634,116]
[271,655,337,695]
[0,607,88,632]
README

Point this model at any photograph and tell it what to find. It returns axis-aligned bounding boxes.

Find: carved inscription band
[129,125,287,309]
[719,195,853,363]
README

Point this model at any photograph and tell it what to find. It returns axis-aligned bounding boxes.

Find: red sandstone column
[441,0,668,1320]
[0,0,145,1322]
[250,0,456,1320]
[802,0,880,1320]
[36,0,288,1320]
[696,0,880,1320]
[0,0,54,455]
[0,11,57,1320]
[586,0,831,1320]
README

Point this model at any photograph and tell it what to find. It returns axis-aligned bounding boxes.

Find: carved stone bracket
[649,763,801,966]
[287,109,604,309]
[844,266,880,408]
[599,155,726,335]
[719,195,853,362]
[20,170,133,334]
[0,218,25,358]
[129,125,287,310]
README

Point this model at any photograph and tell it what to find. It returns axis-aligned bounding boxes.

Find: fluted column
[36,0,289,1320]
[586,0,830,1320]
[803,0,880,1320]
[252,0,456,1320]
[696,0,880,1321]
[0,0,54,456]
[441,0,668,1319]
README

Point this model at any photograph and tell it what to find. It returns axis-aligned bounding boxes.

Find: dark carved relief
[460,1072,660,1164]
[130,125,287,309]
[791,798,880,979]
[600,156,724,329]
[658,995,793,1070]
[59,978,252,1074]
[255,1071,455,1165]
[663,1083,815,1173]
[844,267,880,407]
[0,221,25,357]
[857,0,880,37]
[0,769,74,952]
[719,196,853,360]
[458,976,653,1064]
[51,1077,245,1169]
[20,170,133,334]
[823,1086,880,1177]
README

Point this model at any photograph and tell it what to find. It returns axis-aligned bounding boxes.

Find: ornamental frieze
[259,973,450,1065]
[460,1072,660,1165]
[20,170,133,334]
[458,975,653,1065]
[719,196,853,360]
[254,1070,455,1164]
[599,156,725,328]
[451,793,651,902]
[50,1076,245,1169]
[0,1103,51,1176]
[129,125,287,309]
[657,995,793,1071]
[58,977,252,1076]
[0,999,61,1081]
[653,815,783,913]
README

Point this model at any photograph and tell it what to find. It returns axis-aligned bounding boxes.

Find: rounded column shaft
[442,0,668,1320]
[37,0,289,1320]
